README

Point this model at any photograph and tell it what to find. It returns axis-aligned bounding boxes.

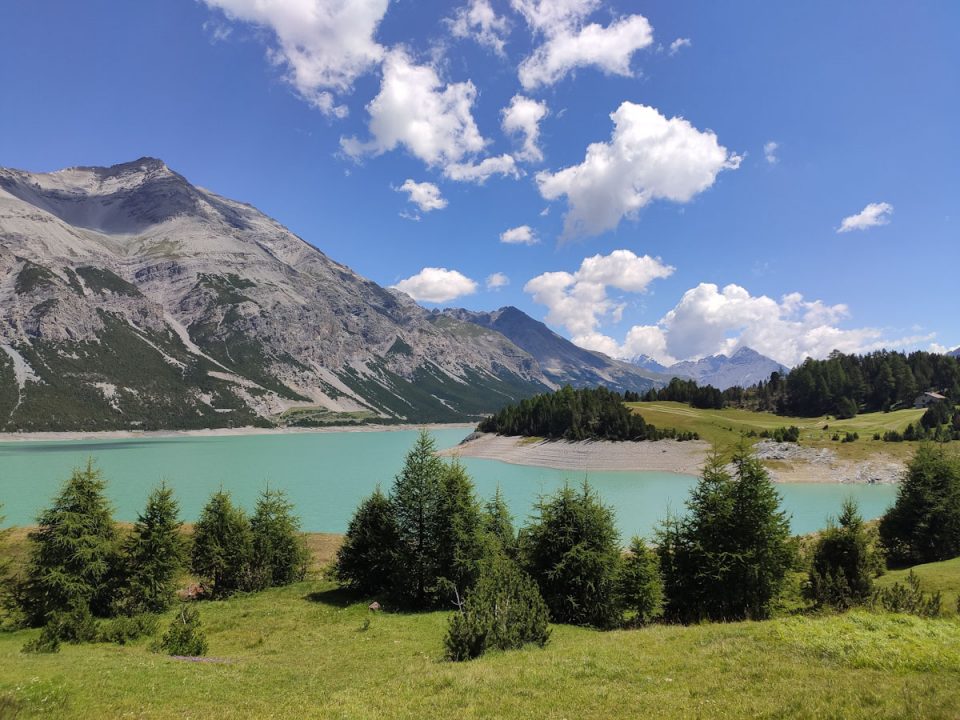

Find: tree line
[1,461,307,653]
[478,385,699,441]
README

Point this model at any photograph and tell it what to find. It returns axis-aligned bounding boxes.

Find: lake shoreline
[0,422,476,444]
[441,433,905,484]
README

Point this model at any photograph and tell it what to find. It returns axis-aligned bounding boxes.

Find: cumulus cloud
[764,141,779,164]
[395,179,447,212]
[536,102,741,238]
[449,0,510,55]
[838,202,893,233]
[516,7,655,90]
[342,48,515,183]
[668,37,691,55]
[524,250,674,342]
[486,272,510,290]
[201,0,389,116]
[502,95,549,162]
[500,225,539,245]
[391,267,478,303]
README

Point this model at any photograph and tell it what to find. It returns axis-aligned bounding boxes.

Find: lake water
[0,429,898,539]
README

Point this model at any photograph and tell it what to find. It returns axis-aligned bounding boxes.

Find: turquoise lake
[0,429,898,538]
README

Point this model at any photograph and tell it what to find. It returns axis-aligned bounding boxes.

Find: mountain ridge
[626,346,787,390]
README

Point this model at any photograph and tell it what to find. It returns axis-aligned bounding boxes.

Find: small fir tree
[335,487,399,596]
[19,460,120,626]
[155,605,208,656]
[618,537,662,626]
[118,483,185,614]
[190,490,252,597]
[483,487,517,557]
[522,481,623,629]
[434,460,486,601]
[250,487,309,589]
[805,498,883,610]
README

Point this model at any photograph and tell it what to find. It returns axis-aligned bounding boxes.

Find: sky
[1,0,958,366]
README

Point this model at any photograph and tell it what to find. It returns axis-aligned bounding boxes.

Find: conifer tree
[806,498,883,609]
[483,487,517,557]
[618,537,662,626]
[390,429,445,607]
[190,490,252,597]
[335,487,399,596]
[250,487,309,589]
[19,460,120,626]
[119,483,185,614]
[435,460,486,600]
[522,481,623,628]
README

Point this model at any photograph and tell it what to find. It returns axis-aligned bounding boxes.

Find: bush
[21,625,61,654]
[871,571,943,618]
[445,554,550,661]
[335,487,399,596]
[618,537,662,626]
[96,613,159,645]
[805,499,883,610]
[879,444,960,564]
[191,490,253,597]
[523,481,623,629]
[658,448,793,623]
[154,605,208,656]
[250,488,309,590]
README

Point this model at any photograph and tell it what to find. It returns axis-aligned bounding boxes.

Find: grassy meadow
[627,401,927,461]
[3,532,960,719]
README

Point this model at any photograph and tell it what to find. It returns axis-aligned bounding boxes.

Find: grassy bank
[3,531,960,718]
[627,401,926,461]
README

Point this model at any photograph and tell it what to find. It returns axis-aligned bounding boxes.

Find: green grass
[3,580,959,719]
[628,401,927,461]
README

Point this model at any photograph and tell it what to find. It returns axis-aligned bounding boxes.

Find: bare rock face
[0,158,550,431]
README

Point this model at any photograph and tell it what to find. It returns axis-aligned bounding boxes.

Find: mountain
[664,347,786,390]
[0,158,552,431]
[949,348,960,358]
[440,306,663,393]
[625,354,670,374]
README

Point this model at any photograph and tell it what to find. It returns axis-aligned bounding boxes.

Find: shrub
[618,537,662,626]
[445,554,550,661]
[154,605,208,656]
[523,481,623,629]
[191,490,253,597]
[96,613,159,645]
[335,488,399,596]
[21,625,61,654]
[879,444,960,564]
[18,460,120,626]
[250,488,309,590]
[658,448,793,623]
[871,571,943,618]
[805,499,884,610]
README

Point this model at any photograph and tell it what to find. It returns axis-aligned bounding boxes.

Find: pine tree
[618,537,662,626]
[250,487,309,589]
[522,481,623,629]
[390,430,445,607]
[190,490,252,597]
[806,498,883,609]
[119,483,185,614]
[434,460,486,602]
[483,487,517,557]
[19,460,120,626]
[335,487,399,596]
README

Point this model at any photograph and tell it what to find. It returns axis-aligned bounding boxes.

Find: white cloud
[449,0,510,55]
[763,140,779,164]
[537,102,741,238]
[502,95,549,162]
[668,37,691,55]
[444,154,519,182]
[396,179,447,212]
[391,267,478,303]
[341,48,514,183]
[838,202,893,233]
[201,0,389,116]
[517,13,654,90]
[499,225,539,245]
[486,272,510,290]
[524,249,674,341]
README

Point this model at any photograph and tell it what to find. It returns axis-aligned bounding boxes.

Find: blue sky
[1,0,957,365]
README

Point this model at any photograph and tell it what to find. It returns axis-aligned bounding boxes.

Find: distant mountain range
[0,158,659,432]
[950,348,960,358]
[627,346,787,390]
